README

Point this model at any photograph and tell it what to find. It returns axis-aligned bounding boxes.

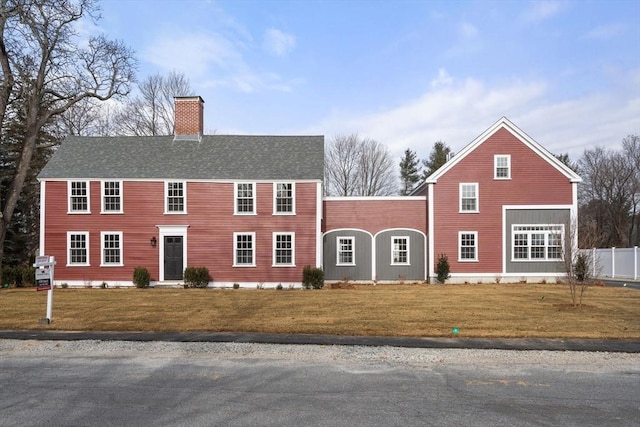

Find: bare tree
[578,145,636,247]
[622,135,640,246]
[324,134,360,196]
[57,97,102,136]
[357,138,396,196]
[324,134,396,196]
[562,217,600,307]
[115,71,193,136]
[0,0,136,273]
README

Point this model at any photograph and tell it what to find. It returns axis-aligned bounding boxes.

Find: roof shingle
[39,135,325,181]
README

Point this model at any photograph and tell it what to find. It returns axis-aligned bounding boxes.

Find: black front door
[164,236,183,280]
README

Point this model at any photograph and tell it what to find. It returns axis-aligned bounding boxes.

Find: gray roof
[39,135,325,181]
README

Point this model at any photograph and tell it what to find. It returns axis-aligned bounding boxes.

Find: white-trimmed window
[337,236,355,265]
[459,231,478,262]
[235,183,256,214]
[101,232,123,266]
[273,232,295,266]
[234,232,255,266]
[67,232,89,266]
[459,183,479,213]
[101,181,122,213]
[391,236,409,265]
[68,181,90,213]
[494,155,511,179]
[274,182,295,214]
[165,181,186,213]
[512,225,564,261]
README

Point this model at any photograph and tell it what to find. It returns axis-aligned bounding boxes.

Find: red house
[417,117,582,283]
[38,98,579,286]
[322,197,427,282]
[38,97,324,288]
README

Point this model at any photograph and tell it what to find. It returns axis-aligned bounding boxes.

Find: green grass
[0,284,638,339]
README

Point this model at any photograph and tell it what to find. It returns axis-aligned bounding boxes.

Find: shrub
[233,283,240,289]
[2,265,36,287]
[61,283,69,289]
[276,283,283,290]
[133,267,151,288]
[20,265,36,287]
[184,267,211,288]
[436,254,450,284]
[302,265,324,289]
[1,266,18,287]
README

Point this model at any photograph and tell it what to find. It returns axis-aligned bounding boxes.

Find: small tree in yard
[436,254,450,284]
[562,217,599,307]
[568,253,590,307]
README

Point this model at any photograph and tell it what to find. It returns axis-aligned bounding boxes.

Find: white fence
[581,247,639,280]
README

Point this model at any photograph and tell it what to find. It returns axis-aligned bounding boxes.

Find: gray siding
[505,209,570,274]
[375,230,426,281]
[323,230,373,281]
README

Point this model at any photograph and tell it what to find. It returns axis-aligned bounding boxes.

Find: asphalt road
[1,341,638,427]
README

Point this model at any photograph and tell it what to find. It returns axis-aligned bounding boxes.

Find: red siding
[43,181,319,284]
[433,127,573,273]
[323,198,427,235]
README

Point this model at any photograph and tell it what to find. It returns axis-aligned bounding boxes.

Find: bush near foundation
[436,254,450,284]
[302,265,324,289]
[133,267,150,288]
[184,267,211,288]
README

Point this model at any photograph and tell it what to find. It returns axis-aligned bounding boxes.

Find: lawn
[0,284,639,339]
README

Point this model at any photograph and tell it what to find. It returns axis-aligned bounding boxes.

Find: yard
[0,284,638,339]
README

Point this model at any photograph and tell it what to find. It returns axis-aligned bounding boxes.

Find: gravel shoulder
[2,339,639,374]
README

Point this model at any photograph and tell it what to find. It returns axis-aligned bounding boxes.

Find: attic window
[494,155,511,179]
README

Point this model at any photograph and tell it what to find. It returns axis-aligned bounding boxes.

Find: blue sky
[94,0,639,162]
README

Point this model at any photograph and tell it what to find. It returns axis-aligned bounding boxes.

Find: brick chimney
[174,96,204,140]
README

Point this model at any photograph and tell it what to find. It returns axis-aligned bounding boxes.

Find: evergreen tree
[0,0,136,275]
[554,153,578,172]
[0,103,57,266]
[422,141,453,180]
[399,148,421,195]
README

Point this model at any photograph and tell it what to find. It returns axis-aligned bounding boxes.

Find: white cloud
[430,68,453,88]
[145,31,295,93]
[307,71,639,163]
[522,0,564,23]
[584,23,625,40]
[263,28,296,57]
[459,22,478,39]
[145,32,243,78]
[210,72,294,94]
